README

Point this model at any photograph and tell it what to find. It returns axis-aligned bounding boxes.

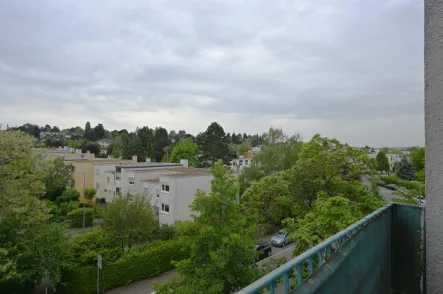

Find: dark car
[271,229,292,247]
[256,240,272,261]
[385,184,398,190]
[378,181,386,187]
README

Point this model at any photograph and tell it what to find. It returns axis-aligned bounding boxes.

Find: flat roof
[141,179,160,184]
[116,162,182,169]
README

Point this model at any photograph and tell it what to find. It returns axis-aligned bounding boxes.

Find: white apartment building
[93,160,213,225]
[368,152,404,171]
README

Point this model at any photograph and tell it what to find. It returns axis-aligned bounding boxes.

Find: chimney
[146,158,151,163]
[180,159,189,168]
[132,155,138,162]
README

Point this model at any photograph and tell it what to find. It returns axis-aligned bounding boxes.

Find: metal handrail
[237,203,394,294]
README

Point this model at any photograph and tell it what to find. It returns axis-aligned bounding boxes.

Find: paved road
[361,176,396,203]
[106,235,296,294]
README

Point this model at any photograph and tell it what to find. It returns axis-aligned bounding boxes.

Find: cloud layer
[0,0,424,146]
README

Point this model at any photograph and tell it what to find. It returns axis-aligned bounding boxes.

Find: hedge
[67,208,94,228]
[60,239,188,294]
[380,176,425,196]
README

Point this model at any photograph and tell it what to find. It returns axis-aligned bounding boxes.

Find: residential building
[93,159,213,225]
[368,152,403,171]
[230,151,257,174]
[97,138,113,153]
[69,156,137,201]
[38,146,96,161]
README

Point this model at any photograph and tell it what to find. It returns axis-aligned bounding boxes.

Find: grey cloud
[0,0,424,145]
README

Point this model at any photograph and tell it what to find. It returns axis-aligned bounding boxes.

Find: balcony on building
[238,203,424,294]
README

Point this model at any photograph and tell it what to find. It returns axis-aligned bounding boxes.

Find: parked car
[378,181,386,187]
[256,240,272,261]
[385,184,398,191]
[271,230,292,247]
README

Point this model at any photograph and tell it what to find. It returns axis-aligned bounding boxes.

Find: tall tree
[153,161,257,294]
[231,132,238,144]
[154,127,171,162]
[170,138,199,166]
[84,122,96,141]
[395,157,415,180]
[137,127,155,160]
[104,192,157,250]
[93,123,105,140]
[243,133,248,140]
[200,122,230,165]
[42,158,72,201]
[376,150,390,174]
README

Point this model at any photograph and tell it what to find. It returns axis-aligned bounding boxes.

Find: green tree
[153,161,257,294]
[56,189,80,205]
[44,138,52,147]
[93,123,105,140]
[104,192,157,250]
[239,127,302,195]
[170,138,199,166]
[410,147,425,182]
[199,122,230,166]
[42,158,72,201]
[238,141,250,153]
[84,122,96,141]
[0,131,49,223]
[84,188,97,200]
[376,150,390,174]
[395,157,416,180]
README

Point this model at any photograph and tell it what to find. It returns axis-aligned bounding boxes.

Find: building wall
[425,0,443,291]
[158,175,213,225]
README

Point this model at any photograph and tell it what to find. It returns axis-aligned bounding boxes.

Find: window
[71,179,75,187]
[113,191,115,196]
[96,183,99,189]
[161,204,170,213]
[116,187,121,194]
[107,177,110,184]
[245,160,249,165]
[162,184,170,192]
[71,166,75,172]
[96,169,99,175]
[104,189,107,192]
[129,180,135,186]
[239,160,243,166]
[116,176,121,180]
[157,194,160,199]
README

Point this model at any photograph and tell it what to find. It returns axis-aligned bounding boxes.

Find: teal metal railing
[237,203,424,294]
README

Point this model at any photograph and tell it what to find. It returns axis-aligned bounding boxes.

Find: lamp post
[75,172,87,229]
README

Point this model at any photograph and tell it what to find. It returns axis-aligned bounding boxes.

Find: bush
[59,201,79,215]
[67,208,94,228]
[65,229,123,266]
[380,176,425,197]
[155,225,178,241]
[60,239,188,294]
[56,189,80,205]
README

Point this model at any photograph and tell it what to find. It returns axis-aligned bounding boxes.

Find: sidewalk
[106,269,176,294]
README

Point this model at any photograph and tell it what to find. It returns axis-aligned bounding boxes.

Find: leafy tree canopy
[170,138,199,166]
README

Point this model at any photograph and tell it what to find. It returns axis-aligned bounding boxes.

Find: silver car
[271,230,292,247]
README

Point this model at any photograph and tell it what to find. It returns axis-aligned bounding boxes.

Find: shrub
[65,229,123,266]
[59,201,79,215]
[56,189,80,205]
[67,208,94,228]
[155,224,178,241]
[60,239,188,294]
[380,176,425,196]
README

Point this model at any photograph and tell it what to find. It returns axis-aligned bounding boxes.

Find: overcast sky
[0,0,424,147]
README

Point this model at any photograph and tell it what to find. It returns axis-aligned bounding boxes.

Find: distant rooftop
[116,162,182,169]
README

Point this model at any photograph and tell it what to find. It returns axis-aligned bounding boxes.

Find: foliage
[238,141,250,153]
[104,192,157,250]
[170,137,199,166]
[42,158,72,201]
[239,128,302,194]
[66,139,82,149]
[59,201,80,216]
[154,161,258,294]
[199,122,231,165]
[81,141,101,156]
[284,192,382,255]
[84,188,97,200]
[67,208,94,228]
[394,157,416,180]
[155,225,178,241]
[242,170,296,226]
[291,134,371,207]
[380,176,425,196]
[410,147,425,182]
[56,189,80,205]
[0,131,49,223]
[0,221,70,293]
[60,239,188,294]
[65,229,123,267]
[376,151,390,174]
[153,127,171,162]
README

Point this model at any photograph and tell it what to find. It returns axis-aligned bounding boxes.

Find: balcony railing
[238,203,424,294]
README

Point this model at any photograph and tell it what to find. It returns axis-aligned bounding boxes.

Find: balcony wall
[237,203,424,294]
